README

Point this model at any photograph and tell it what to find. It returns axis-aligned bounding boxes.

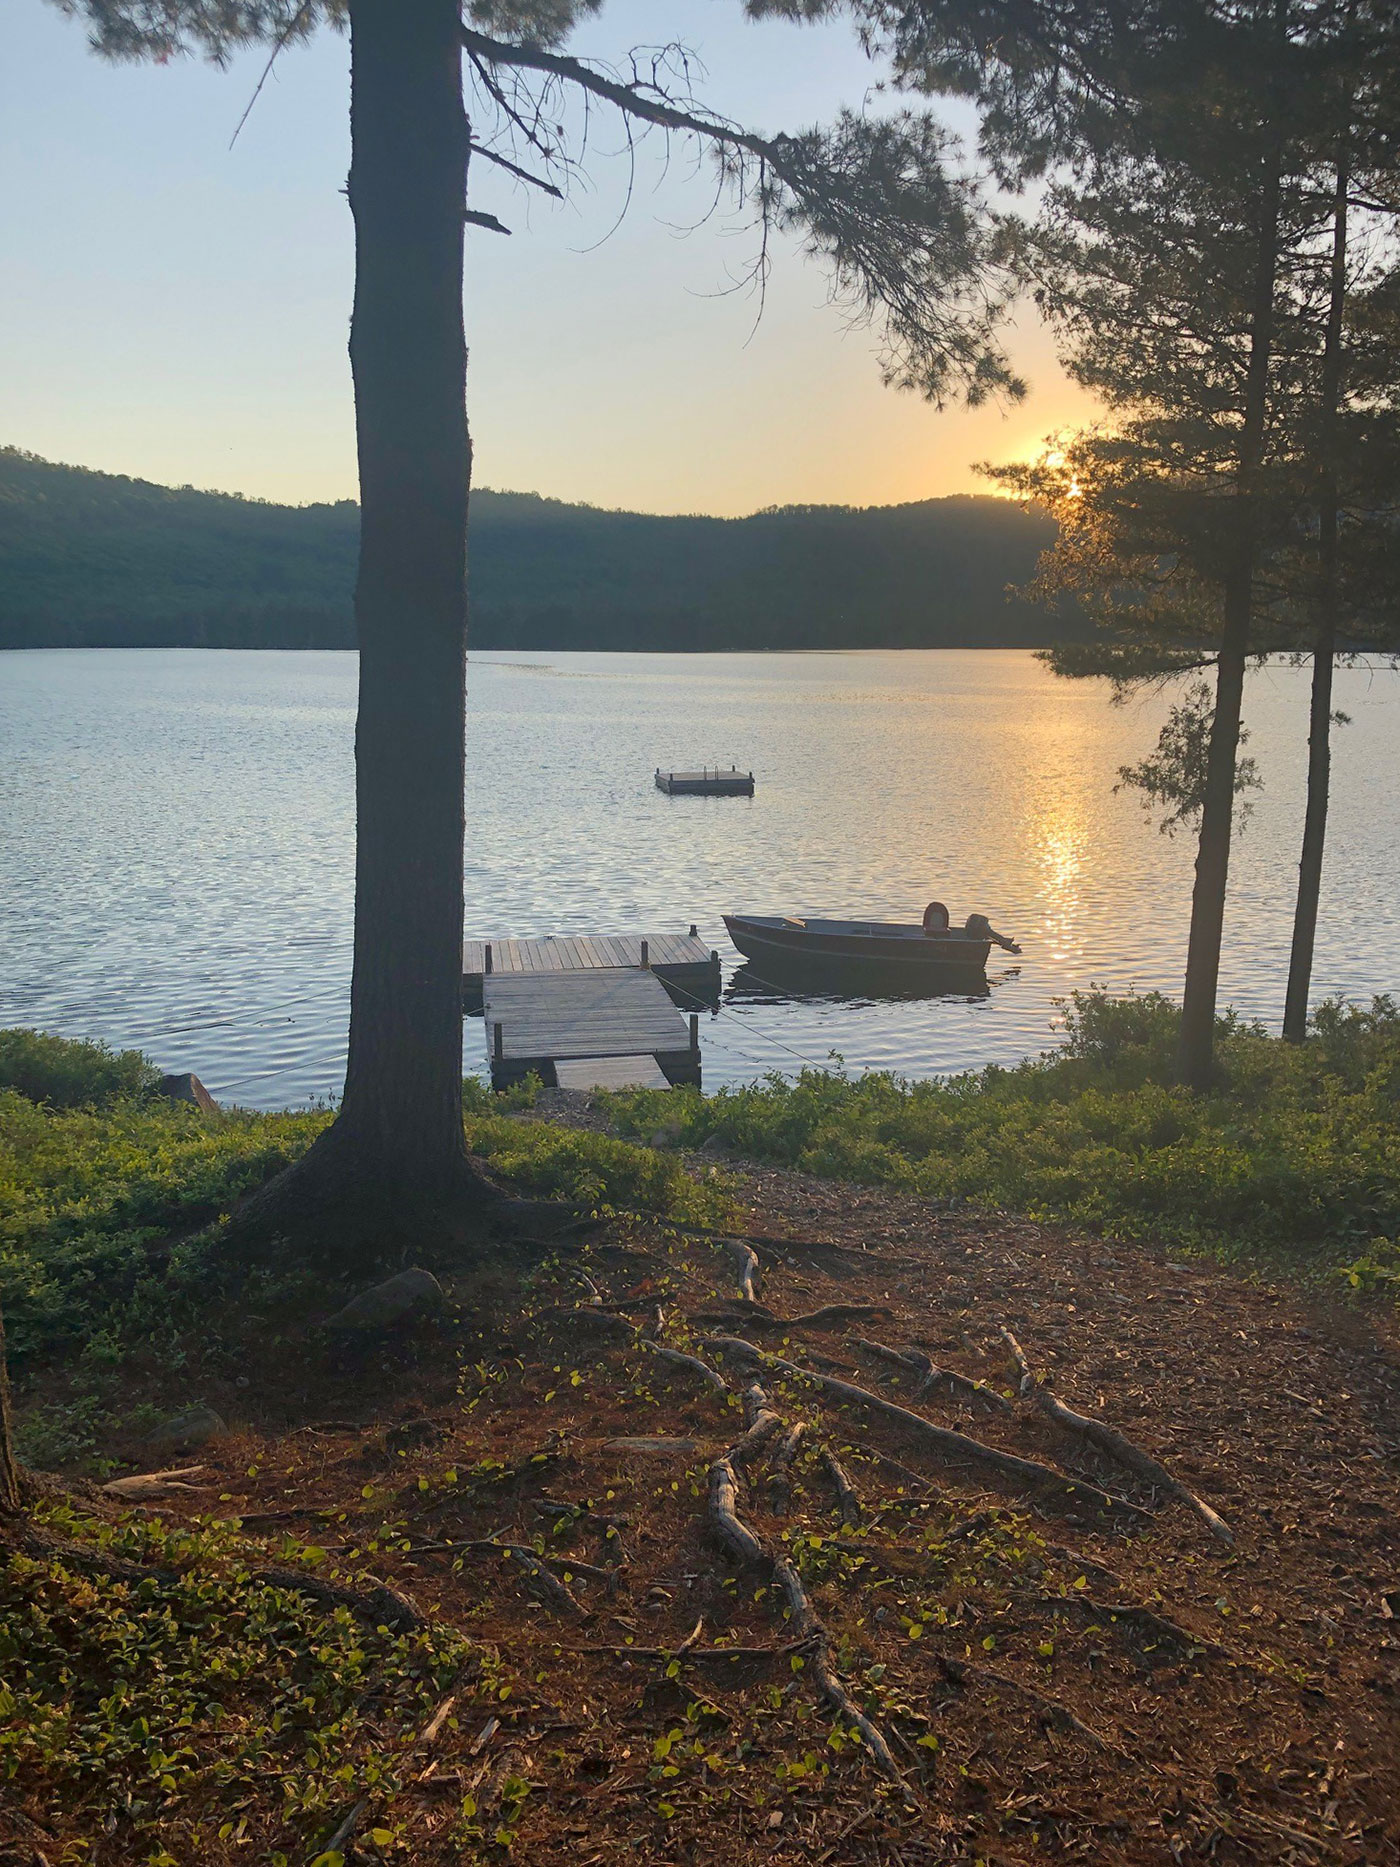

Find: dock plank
[555,1055,670,1091]
[464,930,717,987]
[482,967,697,1089]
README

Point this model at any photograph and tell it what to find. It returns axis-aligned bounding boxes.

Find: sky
[2,2,1097,517]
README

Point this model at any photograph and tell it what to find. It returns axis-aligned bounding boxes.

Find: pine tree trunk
[222,0,497,1254]
[1283,148,1350,1044]
[331,0,476,1200]
[1177,143,1282,1091]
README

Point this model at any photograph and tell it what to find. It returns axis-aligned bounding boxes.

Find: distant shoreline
[1,445,1087,656]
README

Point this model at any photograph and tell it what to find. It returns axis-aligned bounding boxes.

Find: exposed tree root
[406,1539,620,1586]
[1033,1592,1237,1662]
[696,1360,909,1795]
[789,1304,895,1330]
[731,1382,784,1469]
[768,1421,807,1513]
[704,1338,1144,1522]
[1000,1326,1037,1399]
[1000,1327,1234,1544]
[934,1654,1125,1756]
[639,1338,730,1393]
[852,1337,927,1380]
[771,1556,911,1796]
[852,1338,1012,1416]
[820,1446,863,1525]
[708,1456,765,1565]
[249,1568,426,1633]
[720,1237,762,1303]
[509,1546,587,1618]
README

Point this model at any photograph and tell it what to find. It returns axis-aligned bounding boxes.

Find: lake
[1,647,1396,1108]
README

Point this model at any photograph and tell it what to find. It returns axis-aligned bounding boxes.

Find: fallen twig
[307,1796,369,1866]
[101,1465,207,1501]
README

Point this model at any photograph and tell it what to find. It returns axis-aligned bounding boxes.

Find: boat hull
[724,914,993,978]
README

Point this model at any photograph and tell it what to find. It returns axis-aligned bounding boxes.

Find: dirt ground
[11,1134,1400,1866]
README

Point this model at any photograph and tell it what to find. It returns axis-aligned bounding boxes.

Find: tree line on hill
[0,447,1075,653]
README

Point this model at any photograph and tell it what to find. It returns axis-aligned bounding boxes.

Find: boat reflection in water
[725,957,1000,1008]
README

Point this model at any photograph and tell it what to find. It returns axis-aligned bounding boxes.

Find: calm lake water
[2,647,1397,1108]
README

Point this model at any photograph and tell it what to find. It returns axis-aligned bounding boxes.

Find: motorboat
[722,910,1020,980]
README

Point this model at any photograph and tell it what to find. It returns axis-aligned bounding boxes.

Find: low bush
[607,992,1400,1281]
[0,1027,160,1108]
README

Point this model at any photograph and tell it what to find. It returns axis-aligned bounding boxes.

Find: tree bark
[217,0,501,1257]
[1177,138,1282,1091]
[334,0,477,1198]
[0,1302,23,1519]
[1283,145,1350,1044]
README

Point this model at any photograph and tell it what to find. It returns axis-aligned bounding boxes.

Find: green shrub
[0,1027,161,1108]
[607,992,1400,1281]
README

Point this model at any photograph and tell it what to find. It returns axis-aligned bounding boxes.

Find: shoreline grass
[608,991,1400,1293]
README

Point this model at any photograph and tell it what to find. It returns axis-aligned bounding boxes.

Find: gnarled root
[772,1556,910,1795]
[705,1337,1142,1522]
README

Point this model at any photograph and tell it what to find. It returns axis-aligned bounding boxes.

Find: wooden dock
[463,930,719,1009]
[655,767,755,797]
[482,968,701,1092]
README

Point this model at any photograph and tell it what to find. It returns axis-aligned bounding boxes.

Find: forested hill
[0,446,1080,652]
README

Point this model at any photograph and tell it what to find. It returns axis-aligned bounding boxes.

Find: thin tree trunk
[1177,141,1283,1091]
[1283,146,1350,1043]
[0,1303,22,1519]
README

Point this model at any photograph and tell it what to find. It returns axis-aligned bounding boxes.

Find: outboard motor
[965,912,1021,955]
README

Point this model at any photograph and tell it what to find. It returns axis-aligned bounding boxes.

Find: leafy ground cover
[0,1033,729,1468]
[609,993,1400,1286]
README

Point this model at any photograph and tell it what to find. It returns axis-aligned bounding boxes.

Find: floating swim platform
[655,767,755,797]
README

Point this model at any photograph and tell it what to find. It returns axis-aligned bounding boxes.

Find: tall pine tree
[785,0,1399,1081]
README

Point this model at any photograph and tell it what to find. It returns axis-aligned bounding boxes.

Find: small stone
[321,1267,446,1332]
[157,1072,218,1112]
[144,1405,229,1452]
[604,1436,699,1455]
